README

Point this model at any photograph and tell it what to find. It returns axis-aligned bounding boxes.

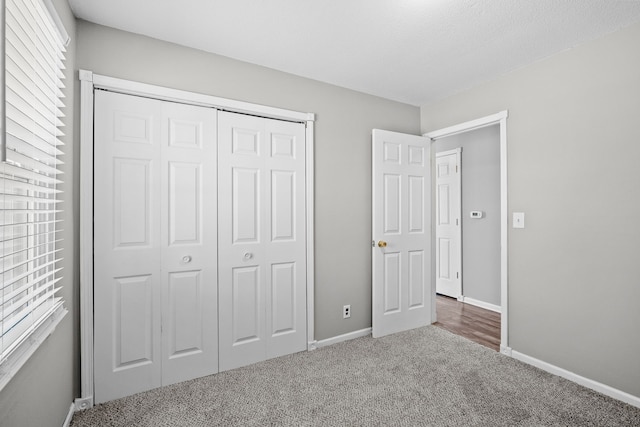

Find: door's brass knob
[377,240,387,248]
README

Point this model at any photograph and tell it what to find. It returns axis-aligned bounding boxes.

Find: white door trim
[424,110,509,355]
[77,70,316,408]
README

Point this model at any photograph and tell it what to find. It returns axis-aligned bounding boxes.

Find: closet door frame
[77,70,316,410]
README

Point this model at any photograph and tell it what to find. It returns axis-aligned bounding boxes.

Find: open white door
[435,149,462,298]
[372,129,431,338]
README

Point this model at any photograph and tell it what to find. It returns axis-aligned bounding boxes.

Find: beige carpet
[72,326,640,426]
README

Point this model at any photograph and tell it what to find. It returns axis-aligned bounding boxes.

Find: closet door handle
[182,255,192,263]
[243,252,253,261]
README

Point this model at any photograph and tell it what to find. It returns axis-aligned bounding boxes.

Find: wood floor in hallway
[434,294,501,351]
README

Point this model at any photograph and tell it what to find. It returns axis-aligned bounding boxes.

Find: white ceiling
[68,0,640,106]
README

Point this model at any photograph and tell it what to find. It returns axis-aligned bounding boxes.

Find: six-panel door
[435,149,461,298]
[372,129,431,338]
[93,91,218,403]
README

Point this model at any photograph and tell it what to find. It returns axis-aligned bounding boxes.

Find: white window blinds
[0,0,67,370]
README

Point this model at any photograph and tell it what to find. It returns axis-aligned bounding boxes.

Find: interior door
[372,129,431,338]
[435,149,462,298]
[218,111,307,371]
[94,91,218,403]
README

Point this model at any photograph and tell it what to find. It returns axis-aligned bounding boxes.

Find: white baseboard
[511,350,640,409]
[315,327,372,349]
[62,403,74,427]
[459,296,501,313]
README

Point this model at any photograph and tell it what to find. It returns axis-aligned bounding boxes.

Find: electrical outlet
[343,305,351,319]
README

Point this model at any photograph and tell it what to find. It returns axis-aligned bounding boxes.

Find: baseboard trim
[460,296,501,313]
[62,403,74,427]
[315,328,372,349]
[511,350,640,409]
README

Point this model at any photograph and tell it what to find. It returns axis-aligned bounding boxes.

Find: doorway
[425,111,509,354]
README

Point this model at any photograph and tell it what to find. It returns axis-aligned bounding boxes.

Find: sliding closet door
[94,91,218,403]
[218,112,307,371]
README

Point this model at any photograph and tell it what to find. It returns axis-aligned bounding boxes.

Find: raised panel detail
[169,119,202,148]
[437,164,450,178]
[233,168,259,243]
[383,252,401,313]
[383,142,400,164]
[384,174,401,234]
[232,266,260,345]
[409,176,424,233]
[437,184,451,226]
[271,133,295,158]
[438,238,451,279]
[114,158,150,248]
[169,162,201,245]
[408,146,424,166]
[271,263,295,335]
[232,128,259,155]
[114,275,153,370]
[167,271,203,359]
[114,111,152,144]
[408,251,424,308]
[272,171,295,241]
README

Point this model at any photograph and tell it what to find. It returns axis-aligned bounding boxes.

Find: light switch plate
[513,212,525,228]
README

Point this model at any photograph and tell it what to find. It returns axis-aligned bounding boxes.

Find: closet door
[94,91,218,403]
[218,112,307,371]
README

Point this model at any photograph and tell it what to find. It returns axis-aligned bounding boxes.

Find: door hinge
[372,240,375,248]
[456,272,459,279]
[456,165,458,173]
[456,219,459,226]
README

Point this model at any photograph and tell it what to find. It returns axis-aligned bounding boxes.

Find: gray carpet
[71,326,640,426]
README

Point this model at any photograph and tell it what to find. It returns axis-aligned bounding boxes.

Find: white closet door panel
[94,92,218,402]
[94,91,162,404]
[219,112,306,371]
[160,101,218,386]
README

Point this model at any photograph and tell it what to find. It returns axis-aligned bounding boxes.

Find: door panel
[435,149,461,298]
[219,112,306,371]
[94,91,163,403]
[160,101,218,386]
[372,129,431,338]
[113,275,154,370]
[94,91,218,402]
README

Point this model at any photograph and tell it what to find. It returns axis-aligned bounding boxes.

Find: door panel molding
[78,71,315,409]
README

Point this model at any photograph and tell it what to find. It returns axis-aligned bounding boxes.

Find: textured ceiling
[68,0,640,106]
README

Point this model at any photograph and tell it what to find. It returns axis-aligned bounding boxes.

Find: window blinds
[1,0,66,363]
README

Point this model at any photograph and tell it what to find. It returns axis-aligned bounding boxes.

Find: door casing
[77,70,316,410]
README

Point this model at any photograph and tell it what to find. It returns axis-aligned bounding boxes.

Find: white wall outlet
[513,212,525,228]
[343,305,351,319]
[470,210,484,219]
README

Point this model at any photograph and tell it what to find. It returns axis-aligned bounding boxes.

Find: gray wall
[76,21,421,341]
[421,21,640,398]
[435,125,500,307]
[0,1,78,426]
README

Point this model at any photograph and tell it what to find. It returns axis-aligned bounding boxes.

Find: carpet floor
[71,326,640,426]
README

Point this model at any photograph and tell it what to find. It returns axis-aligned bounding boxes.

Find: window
[0,0,68,389]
